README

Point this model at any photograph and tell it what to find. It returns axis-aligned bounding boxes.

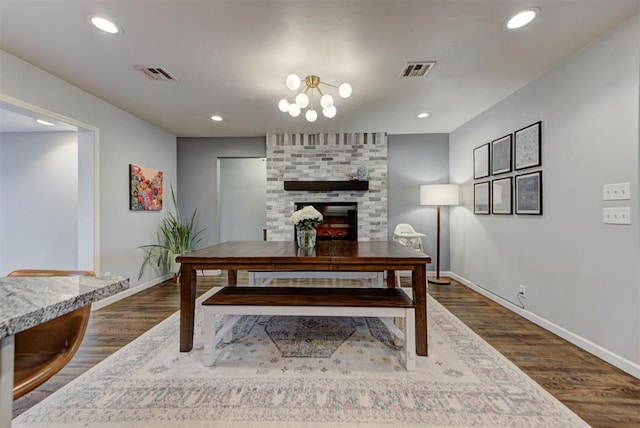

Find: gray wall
[388,133,450,271]
[449,15,639,366]
[1,50,177,288]
[177,137,266,247]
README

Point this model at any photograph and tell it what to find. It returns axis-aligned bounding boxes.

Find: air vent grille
[400,61,436,78]
[135,66,178,82]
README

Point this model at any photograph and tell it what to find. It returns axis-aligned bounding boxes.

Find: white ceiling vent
[135,66,178,82]
[400,61,436,78]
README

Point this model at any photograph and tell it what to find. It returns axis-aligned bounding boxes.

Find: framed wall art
[474,181,490,215]
[491,134,512,175]
[492,177,513,215]
[129,164,163,211]
[473,143,490,179]
[514,121,542,170]
[515,171,542,215]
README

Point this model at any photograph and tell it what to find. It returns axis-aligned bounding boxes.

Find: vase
[296,227,317,249]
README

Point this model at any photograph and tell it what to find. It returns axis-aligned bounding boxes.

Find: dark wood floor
[13,274,640,427]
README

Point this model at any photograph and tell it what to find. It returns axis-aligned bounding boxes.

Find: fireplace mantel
[284,180,369,191]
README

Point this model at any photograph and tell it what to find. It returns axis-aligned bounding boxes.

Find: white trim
[0,94,101,275]
[91,274,172,310]
[450,272,640,379]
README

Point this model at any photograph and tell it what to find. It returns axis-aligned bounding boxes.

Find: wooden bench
[202,287,416,370]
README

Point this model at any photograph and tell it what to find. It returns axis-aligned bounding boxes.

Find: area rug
[13,289,588,427]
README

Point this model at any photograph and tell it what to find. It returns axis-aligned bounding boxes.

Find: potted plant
[138,185,204,281]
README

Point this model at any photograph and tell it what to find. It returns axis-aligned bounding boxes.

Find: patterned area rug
[14,289,588,427]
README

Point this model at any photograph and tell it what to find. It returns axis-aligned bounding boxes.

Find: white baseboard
[449,272,640,379]
[92,270,222,310]
[92,274,173,311]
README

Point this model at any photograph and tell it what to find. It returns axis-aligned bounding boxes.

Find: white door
[218,158,267,242]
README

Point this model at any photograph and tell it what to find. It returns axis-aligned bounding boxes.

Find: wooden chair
[7,269,95,399]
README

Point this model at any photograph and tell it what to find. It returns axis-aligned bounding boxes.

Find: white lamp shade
[286,74,301,90]
[420,184,459,206]
[322,105,337,118]
[320,94,334,109]
[305,109,318,122]
[278,99,290,112]
[338,82,352,98]
[295,93,309,108]
[288,103,301,117]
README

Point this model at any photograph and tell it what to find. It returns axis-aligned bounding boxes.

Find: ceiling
[0,0,638,137]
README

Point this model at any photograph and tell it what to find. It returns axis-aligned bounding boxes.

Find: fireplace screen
[294,202,357,241]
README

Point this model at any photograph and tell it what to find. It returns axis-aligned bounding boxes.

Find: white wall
[0,132,78,273]
[450,15,640,369]
[0,50,177,288]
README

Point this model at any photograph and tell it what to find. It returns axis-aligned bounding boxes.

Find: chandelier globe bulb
[295,93,310,108]
[278,99,290,112]
[286,74,301,90]
[288,103,301,117]
[320,94,334,109]
[305,109,318,122]
[322,105,337,118]
[338,83,352,98]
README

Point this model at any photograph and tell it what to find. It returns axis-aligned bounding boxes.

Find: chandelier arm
[319,81,338,89]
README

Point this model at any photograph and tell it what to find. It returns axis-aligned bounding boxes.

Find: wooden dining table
[177,240,431,356]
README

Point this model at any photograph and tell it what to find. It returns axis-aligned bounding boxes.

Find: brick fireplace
[266,133,387,241]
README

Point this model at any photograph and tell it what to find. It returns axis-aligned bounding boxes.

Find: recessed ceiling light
[506,7,540,30]
[417,112,430,118]
[36,119,55,126]
[211,115,223,122]
[89,15,121,34]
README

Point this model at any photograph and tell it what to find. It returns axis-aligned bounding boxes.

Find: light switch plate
[603,207,631,224]
[603,183,631,200]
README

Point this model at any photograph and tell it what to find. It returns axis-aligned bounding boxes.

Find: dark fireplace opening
[294,202,357,241]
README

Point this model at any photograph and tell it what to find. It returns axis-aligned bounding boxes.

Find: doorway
[0,97,97,274]
[218,158,267,242]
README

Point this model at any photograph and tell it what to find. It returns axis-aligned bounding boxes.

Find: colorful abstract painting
[129,164,163,211]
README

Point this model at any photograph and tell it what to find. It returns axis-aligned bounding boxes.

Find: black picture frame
[492,177,513,215]
[514,121,542,170]
[491,134,512,175]
[473,143,490,179]
[474,181,490,215]
[515,171,543,215]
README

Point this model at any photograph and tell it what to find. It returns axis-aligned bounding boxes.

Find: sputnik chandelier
[278,74,352,122]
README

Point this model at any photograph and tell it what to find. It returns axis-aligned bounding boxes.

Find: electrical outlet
[603,183,631,200]
[519,285,527,298]
[603,207,631,225]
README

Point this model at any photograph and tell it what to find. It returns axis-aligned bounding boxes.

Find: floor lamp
[420,184,459,285]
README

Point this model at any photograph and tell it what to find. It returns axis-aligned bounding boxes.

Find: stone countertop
[0,275,129,340]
